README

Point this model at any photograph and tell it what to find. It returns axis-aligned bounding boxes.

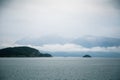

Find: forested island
[0,46,52,57]
[83,54,91,58]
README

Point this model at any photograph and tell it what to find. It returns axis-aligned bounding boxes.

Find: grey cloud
[0,0,120,44]
[110,0,120,9]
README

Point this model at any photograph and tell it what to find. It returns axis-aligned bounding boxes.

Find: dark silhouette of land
[0,46,52,57]
[83,54,91,58]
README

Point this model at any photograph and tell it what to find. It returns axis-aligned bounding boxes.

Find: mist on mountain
[15,35,120,48]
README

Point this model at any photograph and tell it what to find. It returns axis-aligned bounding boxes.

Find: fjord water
[0,58,120,80]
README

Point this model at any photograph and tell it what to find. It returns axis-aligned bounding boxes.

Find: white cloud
[1,43,119,53]
[37,44,120,52]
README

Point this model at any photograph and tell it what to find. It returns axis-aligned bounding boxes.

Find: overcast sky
[0,0,120,44]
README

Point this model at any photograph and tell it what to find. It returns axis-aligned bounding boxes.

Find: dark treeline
[0,46,52,57]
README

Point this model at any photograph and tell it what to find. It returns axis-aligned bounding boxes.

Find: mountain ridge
[15,35,120,47]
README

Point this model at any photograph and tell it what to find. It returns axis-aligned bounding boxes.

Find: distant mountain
[50,51,120,58]
[15,35,69,46]
[15,35,120,47]
[0,46,52,57]
[13,35,120,57]
[71,35,120,47]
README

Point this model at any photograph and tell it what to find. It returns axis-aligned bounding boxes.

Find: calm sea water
[0,57,120,80]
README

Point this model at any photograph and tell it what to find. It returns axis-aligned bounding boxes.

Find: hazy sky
[0,0,120,44]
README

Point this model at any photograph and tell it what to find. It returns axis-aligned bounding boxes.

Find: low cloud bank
[1,43,120,53]
[36,44,120,52]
